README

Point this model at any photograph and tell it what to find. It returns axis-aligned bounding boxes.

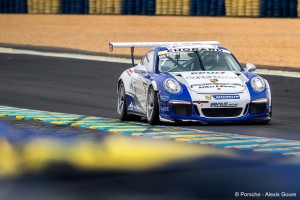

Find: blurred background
[1,1,300,199]
[1,0,300,67]
[0,0,299,17]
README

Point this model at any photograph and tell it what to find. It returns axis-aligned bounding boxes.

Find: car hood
[170,71,246,93]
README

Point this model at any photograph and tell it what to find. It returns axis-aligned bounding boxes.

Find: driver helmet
[202,53,219,66]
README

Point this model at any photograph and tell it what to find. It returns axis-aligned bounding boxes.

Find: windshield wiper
[195,51,205,71]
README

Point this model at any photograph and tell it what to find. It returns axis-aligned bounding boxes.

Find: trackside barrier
[253,0,260,16]
[237,0,245,16]
[225,0,232,16]
[0,0,27,13]
[182,0,189,15]
[156,0,190,16]
[191,0,225,16]
[121,0,155,15]
[61,0,89,14]
[231,0,238,16]
[0,0,299,17]
[175,0,182,15]
[89,0,121,14]
[226,0,260,17]
[27,0,60,14]
[298,0,300,17]
[245,0,251,16]
[260,0,298,17]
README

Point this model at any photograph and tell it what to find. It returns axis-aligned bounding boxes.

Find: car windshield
[158,50,242,72]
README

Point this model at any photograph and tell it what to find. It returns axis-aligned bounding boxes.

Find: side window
[141,56,148,66]
[145,51,155,73]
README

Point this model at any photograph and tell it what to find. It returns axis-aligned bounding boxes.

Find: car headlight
[164,78,181,94]
[251,77,266,92]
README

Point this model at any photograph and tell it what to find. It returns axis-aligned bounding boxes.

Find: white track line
[1,47,300,78]
[0,47,138,64]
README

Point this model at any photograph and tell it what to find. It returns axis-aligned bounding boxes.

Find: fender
[265,79,272,107]
[151,80,158,91]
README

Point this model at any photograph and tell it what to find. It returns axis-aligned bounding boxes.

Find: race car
[109,41,271,125]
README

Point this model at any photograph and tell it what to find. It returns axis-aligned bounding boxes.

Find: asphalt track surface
[0,53,300,141]
[1,51,300,200]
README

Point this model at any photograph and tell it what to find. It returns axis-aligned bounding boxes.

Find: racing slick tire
[147,86,159,125]
[117,81,140,121]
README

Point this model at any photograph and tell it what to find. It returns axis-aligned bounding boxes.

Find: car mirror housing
[134,65,148,76]
[246,63,256,72]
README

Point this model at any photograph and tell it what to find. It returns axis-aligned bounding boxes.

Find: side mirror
[134,65,148,76]
[246,63,256,72]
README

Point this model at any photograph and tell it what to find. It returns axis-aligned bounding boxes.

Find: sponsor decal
[130,82,134,90]
[127,68,134,75]
[214,95,240,100]
[143,82,148,89]
[205,95,240,100]
[191,85,212,89]
[128,102,137,110]
[160,106,170,112]
[158,50,168,56]
[168,48,223,52]
[171,43,179,48]
[191,71,225,75]
[128,101,145,112]
[210,78,218,83]
[160,95,170,101]
[159,51,186,58]
[191,83,243,89]
[210,102,238,107]
[205,95,212,100]
[186,75,238,79]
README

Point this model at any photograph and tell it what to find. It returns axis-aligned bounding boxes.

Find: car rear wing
[108,41,220,67]
[109,41,220,52]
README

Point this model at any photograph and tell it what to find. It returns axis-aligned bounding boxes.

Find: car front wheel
[147,86,159,125]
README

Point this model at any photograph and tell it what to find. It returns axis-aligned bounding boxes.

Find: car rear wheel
[117,81,141,121]
[147,86,159,125]
[117,82,128,120]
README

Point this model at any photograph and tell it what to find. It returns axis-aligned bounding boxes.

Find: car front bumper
[158,98,271,123]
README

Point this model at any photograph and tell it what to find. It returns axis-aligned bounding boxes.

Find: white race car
[110,41,271,125]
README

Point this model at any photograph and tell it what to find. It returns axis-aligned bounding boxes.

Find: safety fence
[0,0,299,17]
[27,0,60,14]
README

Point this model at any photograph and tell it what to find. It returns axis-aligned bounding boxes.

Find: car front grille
[173,104,192,116]
[250,103,267,115]
[201,108,243,117]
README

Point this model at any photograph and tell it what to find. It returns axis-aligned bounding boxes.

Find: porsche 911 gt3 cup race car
[109,41,271,125]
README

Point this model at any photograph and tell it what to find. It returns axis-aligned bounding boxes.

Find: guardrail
[0,0,299,17]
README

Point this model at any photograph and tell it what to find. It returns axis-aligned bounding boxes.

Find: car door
[133,50,155,112]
